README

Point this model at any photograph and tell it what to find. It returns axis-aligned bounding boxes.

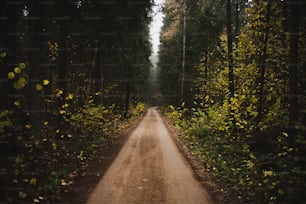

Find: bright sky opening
[150,0,165,55]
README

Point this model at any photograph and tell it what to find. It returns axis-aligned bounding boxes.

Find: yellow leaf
[59,110,66,115]
[14,67,21,74]
[66,93,73,100]
[251,96,258,104]
[43,79,50,85]
[25,124,32,129]
[61,103,69,108]
[43,121,48,125]
[30,178,37,186]
[35,84,43,91]
[56,129,60,133]
[56,89,63,97]
[263,170,274,177]
[61,179,67,186]
[7,72,15,79]
[52,142,57,150]
[14,101,21,107]
[250,111,258,117]
[13,77,27,89]
[67,134,72,138]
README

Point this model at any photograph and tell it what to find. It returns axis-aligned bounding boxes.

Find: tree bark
[94,41,103,105]
[227,0,235,98]
[181,1,186,103]
[288,0,300,124]
[28,1,44,137]
[0,1,19,110]
[56,0,68,92]
[256,0,272,125]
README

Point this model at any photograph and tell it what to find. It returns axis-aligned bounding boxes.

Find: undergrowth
[164,103,306,203]
[0,98,147,203]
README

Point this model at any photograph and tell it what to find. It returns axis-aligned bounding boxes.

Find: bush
[164,102,306,203]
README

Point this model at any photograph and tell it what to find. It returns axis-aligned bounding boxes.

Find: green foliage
[128,102,147,120]
[158,0,226,106]
[1,0,153,202]
[160,1,306,202]
[165,103,306,203]
[164,105,185,123]
[1,89,146,203]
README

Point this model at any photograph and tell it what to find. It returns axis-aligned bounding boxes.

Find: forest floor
[45,108,238,204]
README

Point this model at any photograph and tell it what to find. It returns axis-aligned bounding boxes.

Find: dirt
[46,108,238,204]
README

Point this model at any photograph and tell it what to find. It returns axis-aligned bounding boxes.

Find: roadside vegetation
[0,0,151,203]
[159,0,306,203]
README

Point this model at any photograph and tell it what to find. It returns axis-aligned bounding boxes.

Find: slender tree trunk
[181,1,186,103]
[0,1,21,154]
[227,0,235,98]
[203,50,208,100]
[235,0,240,56]
[204,51,208,85]
[124,81,131,117]
[94,41,103,105]
[0,1,19,110]
[28,2,44,137]
[56,0,68,93]
[57,21,68,92]
[256,0,272,125]
[55,1,69,137]
[288,0,299,124]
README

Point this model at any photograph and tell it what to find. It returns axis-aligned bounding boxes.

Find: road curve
[86,108,213,204]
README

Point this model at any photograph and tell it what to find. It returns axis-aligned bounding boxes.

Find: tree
[288,0,300,126]
[0,1,154,202]
[227,0,235,98]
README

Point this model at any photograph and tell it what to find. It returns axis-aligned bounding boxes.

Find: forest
[0,0,305,203]
[0,0,152,202]
[159,0,306,203]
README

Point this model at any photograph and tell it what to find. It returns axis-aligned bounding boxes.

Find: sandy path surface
[86,108,213,204]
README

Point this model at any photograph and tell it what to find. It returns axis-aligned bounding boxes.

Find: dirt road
[86,108,213,204]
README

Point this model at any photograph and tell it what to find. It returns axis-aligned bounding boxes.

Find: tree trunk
[256,0,272,125]
[181,1,186,103]
[227,0,235,98]
[288,0,300,124]
[235,0,240,56]
[94,41,103,105]
[0,1,19,110]
[56,0,68,92]
[124,82,131,117]
[28,1,44,137]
